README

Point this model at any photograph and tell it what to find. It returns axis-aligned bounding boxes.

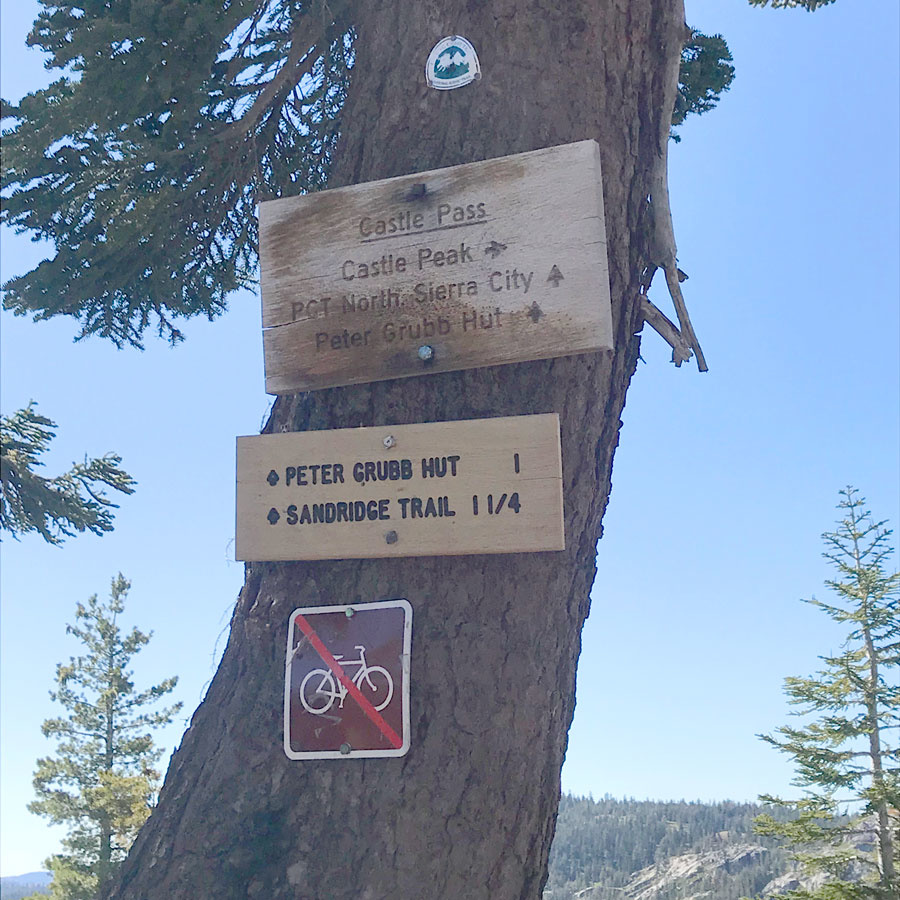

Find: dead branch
[645,16,709,373]
[640,296,693,366]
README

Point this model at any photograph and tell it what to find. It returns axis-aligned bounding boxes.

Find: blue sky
[2,0,898,877]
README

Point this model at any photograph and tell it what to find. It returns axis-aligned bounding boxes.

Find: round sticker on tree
[425,36,480,90]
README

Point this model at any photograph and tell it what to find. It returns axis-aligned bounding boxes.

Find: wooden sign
[236,414,564,561]
[259,140,611,394]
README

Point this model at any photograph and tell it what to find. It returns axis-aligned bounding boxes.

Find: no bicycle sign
[283,599,412,760]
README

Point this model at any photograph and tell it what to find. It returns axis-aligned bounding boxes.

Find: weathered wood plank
[259,140,611,393]
[236,414,564,560]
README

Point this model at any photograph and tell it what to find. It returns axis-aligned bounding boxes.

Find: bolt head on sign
[284,599,412,760]
[425,36,480,90]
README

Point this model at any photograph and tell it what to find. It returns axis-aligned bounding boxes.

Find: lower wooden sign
[235,413,564,561]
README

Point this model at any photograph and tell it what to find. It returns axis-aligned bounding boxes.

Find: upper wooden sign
[259,140,612,394]
[235,414,564,561]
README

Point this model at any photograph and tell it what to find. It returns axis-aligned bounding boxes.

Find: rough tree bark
[105,1,686,897]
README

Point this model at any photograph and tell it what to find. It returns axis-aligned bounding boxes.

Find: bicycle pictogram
[299,644,394,715]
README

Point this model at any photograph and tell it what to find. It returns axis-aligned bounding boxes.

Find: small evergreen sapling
[29,575,181,900]
[753,489,899,899]
[672,31,735,142]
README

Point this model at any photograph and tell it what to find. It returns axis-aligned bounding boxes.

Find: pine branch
[1,403,135,544]
[748,0,838,10]
[2,0,354,345]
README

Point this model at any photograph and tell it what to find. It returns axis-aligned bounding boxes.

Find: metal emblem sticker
[425,36,480,90]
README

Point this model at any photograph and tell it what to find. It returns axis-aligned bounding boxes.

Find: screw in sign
[283,599,412,760]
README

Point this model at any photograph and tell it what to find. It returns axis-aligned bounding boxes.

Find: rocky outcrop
[624,842,770,899]
[566,841,774,899]
[545,797,884,900]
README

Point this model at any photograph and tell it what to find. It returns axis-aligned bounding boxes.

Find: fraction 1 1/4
[472,493,521,516]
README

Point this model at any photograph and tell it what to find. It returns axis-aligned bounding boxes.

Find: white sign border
[425,35,480,90]
[283,598,412,760]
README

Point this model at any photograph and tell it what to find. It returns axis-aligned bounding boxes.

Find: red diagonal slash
[293,613,403,750]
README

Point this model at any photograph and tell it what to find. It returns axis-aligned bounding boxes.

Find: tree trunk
[105,1,684,897]
[862,623,897,886]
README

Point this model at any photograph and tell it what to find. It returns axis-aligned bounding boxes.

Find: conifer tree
[753,489,899,899]
[1,403,135,544]
[29,575,181,900]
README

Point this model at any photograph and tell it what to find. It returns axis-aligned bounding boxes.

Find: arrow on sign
[267,469,280,486]
[484,240,507,259]
[526,301,544,323]
[547,265,564,287]
[267,508,280,525]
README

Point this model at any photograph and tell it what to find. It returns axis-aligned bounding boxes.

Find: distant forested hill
[0,872,51,900]
[546,795,792,899]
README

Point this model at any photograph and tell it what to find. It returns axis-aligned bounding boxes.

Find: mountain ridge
[0,871,51,900]
[545,794,793,900]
